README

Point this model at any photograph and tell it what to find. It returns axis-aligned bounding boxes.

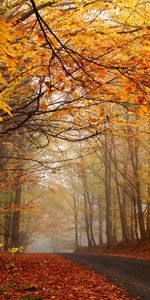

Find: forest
[0,0,150,254]
[0,1,150,299]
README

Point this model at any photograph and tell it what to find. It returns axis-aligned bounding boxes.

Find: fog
[26,233,76,253]
[26,235,51,253]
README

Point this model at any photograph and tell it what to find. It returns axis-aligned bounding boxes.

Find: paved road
[61,253,150,300]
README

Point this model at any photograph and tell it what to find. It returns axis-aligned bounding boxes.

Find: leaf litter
[0,253,138,299]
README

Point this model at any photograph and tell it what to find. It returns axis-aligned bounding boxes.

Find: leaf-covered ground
[76,240,150,261]
[0,253,138,300]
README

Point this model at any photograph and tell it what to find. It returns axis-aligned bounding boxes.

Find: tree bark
[11,181,22,248]
[104,131,113,246]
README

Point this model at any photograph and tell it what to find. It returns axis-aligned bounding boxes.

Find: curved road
[61,253,150,300]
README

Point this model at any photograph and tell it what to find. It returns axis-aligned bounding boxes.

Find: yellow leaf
[7,55,17,68]
[0,101,13,117]
[0,73,7,85]
[141,105,150,113]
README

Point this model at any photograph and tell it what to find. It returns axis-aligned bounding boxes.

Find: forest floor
[75,240,150,260]
[0,253,138,300]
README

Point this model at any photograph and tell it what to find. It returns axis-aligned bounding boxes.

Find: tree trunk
[73,193,79,248]
[130,199,135,240]
[83,192,92,247]
[81,170,96,246]
[128,125,146,241]
[111,136,130,243]
[104,132,113,246]
[89,194,96,246]
[146,154,150,238]
[3,194,13,251]
[11,181,22,248]
[98,198,103,245]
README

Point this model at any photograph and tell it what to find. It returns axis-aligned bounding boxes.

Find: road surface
[61,253,150,300]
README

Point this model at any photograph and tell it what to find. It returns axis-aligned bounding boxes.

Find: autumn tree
[0,0,149,250]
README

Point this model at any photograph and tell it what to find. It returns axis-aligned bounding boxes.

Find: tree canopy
[0,0,149,251]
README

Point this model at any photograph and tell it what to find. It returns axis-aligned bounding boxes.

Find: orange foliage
[0,254,137,299]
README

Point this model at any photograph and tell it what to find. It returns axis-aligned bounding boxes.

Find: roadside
[0,253,137,300]
[62,253,150,300]
[75,240,150,261]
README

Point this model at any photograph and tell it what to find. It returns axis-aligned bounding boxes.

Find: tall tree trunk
[130,199,135,240]
[83,192,92,247]
[128,123,146,241]
[89,194,96,246]
[130,144,146,241]
[98,198,103,245]
[80,154,96,247]
[111,136,130,242]
[121,190,130,242]
[112,200,118,244]
[11,180,22,248]
[133,196,140,241]
[146,152,150,238]
[10,130,24,248]
[104,131,113,246]
[0,127,12,250]
[3,194,13,251]
[73,192,79,248]
[146,202,150,239]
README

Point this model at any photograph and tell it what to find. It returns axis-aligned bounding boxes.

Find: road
[61,253,150,300]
